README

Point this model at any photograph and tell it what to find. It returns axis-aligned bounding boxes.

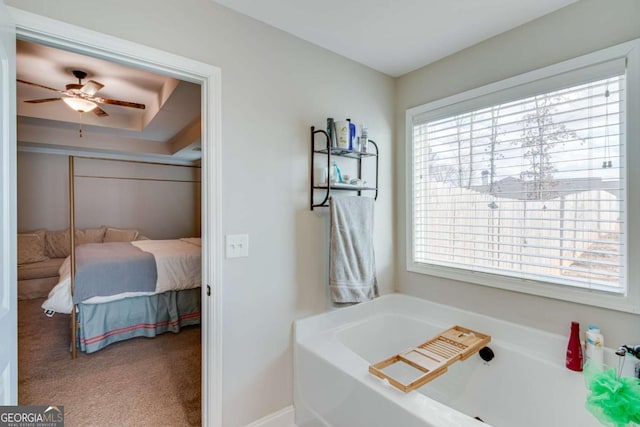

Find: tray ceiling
[16,40,202,162]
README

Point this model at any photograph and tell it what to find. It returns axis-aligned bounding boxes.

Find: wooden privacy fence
[414,183,621,283]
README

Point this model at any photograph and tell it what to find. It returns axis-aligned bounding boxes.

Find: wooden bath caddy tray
[369,325,491,392]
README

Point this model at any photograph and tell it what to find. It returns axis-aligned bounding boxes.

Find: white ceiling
[16,40,202,162]
[213,0,578,77]
[16,1,577,162]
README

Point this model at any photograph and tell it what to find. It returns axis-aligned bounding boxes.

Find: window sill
[407,260,640,314]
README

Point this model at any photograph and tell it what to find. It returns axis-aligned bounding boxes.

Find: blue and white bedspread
[77,287,201,354]
[73,242,157,304]
[42,238,201,314]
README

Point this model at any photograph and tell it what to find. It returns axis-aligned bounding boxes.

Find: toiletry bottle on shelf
[327,118,336,148]
[335,120,350,149]
[332,161,343,184]
[360,125,368,153]
[566,321,583,371]
[585,325,604,368]
[347,118,356,151]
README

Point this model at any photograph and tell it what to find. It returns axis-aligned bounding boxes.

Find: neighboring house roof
[471,176,620,200]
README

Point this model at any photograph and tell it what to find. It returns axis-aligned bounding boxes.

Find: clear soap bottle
[331,161,343,184]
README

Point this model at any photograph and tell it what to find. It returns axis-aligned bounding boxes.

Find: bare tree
[456,116,464,187]
[467,112,475,189]
[520,94,575,200]
[487,105,501,194]
[454,115,470,188]
[428,147,458,184]
[453,113,476,188]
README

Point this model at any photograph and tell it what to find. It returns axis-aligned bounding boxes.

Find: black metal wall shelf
[310,126,379,210]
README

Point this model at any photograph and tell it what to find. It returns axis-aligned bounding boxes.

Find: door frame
[8,7,223,427]
[0,0,17,406]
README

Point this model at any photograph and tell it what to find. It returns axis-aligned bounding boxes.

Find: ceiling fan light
[62,97,97,113]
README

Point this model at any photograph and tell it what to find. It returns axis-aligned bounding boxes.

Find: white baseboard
[244,406,295,427]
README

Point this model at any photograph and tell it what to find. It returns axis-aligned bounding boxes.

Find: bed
[42,237,202,354]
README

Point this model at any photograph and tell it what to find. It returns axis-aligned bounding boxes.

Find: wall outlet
[226,234,249,258]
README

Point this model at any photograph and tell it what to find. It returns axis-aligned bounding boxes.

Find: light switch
[226,234,249,258]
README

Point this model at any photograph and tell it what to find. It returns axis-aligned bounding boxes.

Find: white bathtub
[294,293,611,427]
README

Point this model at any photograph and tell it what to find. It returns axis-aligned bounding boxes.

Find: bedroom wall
[7,1,396,426]
[396,0,640,349]
[17,151,201,239]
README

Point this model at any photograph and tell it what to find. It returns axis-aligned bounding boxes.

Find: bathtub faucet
[478,346,495,362]
[615,344,640,359]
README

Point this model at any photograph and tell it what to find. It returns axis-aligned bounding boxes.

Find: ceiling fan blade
[81,80,104,96]
[92,106,109,117]
[17,79,65,94]
[95,97,146,109]
[24,98,62,103]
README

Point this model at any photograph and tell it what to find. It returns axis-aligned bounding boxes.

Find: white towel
[329,196,378,303]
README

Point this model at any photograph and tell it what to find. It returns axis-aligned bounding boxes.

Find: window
[406,40,640,312]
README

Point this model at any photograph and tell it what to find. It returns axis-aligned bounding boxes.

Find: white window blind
[412,72,626,294]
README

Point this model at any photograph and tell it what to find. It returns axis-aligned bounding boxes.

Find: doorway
[9,8,222,427]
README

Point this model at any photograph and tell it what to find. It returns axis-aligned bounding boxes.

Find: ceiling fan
[17,70,146,117]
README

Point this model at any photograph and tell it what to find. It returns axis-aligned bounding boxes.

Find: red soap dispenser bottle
[566,321,583,371]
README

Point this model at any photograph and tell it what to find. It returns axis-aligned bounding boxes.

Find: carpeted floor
[18,298,201,427]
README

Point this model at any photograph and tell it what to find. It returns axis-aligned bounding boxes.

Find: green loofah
[584,360,640,426]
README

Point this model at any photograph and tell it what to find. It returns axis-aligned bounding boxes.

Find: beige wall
[7,1,396,425]
[17,152,201,239]
[396,0,640,348]
[17,152,68,231]
[16,0,640,424]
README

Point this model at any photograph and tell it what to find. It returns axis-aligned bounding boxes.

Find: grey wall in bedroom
[17,151,201,239]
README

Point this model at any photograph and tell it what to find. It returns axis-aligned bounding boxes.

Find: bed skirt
[77,288,201,354]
